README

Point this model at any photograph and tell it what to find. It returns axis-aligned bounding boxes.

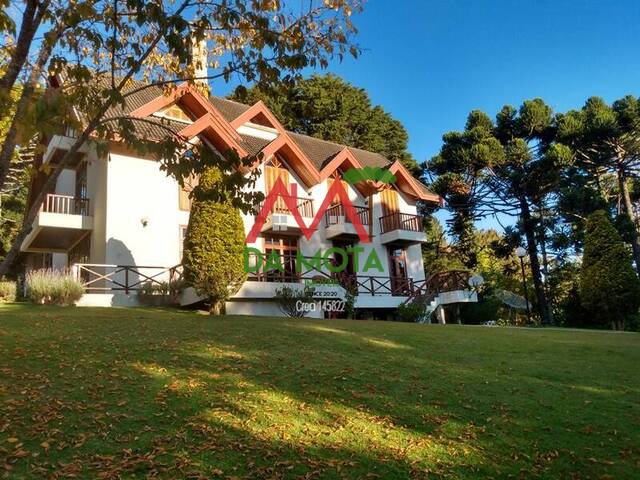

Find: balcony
[379,212,427,245]
[324,204,370,240]
[21,194,93,253]
[258,196,314,236]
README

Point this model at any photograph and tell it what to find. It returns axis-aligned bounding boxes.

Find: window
[75,162,88,199]
[69,234,91,266]
[179,225,188,260]
[263,236,298,282]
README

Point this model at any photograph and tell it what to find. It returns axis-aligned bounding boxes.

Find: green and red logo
[244,167,396,275]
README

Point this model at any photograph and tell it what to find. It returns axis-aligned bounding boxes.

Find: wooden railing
[379,212,422,234]
[74,264,183,294]
[260,196,314,218]
[324,204,369,227]
[42,193,90,216]
[402,270,471,305]
[245,252,416,296]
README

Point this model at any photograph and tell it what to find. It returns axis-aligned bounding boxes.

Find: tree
[580,210,640,330]
[421,216,465,274]
[427,101,572,324]
[182,168,246,315]
[230,74,419,172]
[0,0,361,277]
[0,75,31,267]
[557,96,640,275]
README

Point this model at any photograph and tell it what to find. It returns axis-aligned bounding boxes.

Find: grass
[0,304,639,479]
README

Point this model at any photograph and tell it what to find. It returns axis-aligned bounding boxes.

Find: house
[20,76,476,318]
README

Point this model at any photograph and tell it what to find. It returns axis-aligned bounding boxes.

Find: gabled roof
[91,78,439,203]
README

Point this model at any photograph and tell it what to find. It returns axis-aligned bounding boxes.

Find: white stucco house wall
[20,79,474,318]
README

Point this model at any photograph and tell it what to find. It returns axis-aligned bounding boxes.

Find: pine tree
[580,210,640,330]
[182,168,247,315]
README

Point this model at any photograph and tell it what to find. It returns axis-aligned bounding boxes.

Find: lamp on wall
[140,217,149,227]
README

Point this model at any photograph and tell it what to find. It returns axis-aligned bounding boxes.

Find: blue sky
[219,0,640,231]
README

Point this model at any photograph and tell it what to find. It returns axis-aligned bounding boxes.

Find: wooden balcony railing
[259,196,314,218]
[324,204,370,227]
[41,193,90,216]
[74,264,183,295]
[379,212,423,234]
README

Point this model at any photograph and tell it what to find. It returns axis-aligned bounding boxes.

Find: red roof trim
[230,100,287,132]
[388,161,441,203]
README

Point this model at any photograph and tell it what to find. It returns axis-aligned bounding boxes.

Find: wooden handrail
[324,204,370,227]
[41,193,90,216]
[258,196,314,218]
[379,212,423,234]
[74,264,183,295]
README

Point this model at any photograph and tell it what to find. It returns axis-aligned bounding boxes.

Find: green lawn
[0,304,639,479]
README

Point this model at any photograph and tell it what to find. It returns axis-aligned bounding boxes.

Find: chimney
[189,35,209,95]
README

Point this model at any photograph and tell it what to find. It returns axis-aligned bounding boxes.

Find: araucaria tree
[182,168,246,315]
[556,96,640,275]
[580,210,640,330]
[0,0,361,276]
[427,100,573,324]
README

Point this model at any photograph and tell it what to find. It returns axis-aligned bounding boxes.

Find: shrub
[274,285,316,318]
[183,167,247,315]
[26,269,84,306]
[136,281,170,306]
[397,296,430,323]
[580,210,640,330]
[0,280,16,302]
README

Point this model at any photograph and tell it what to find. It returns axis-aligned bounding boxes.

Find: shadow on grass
[1,306,639,478]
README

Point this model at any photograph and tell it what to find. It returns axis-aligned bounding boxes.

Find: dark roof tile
[209,96,251,122]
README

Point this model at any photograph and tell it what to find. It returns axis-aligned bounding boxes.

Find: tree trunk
[617,165,640,277]
[519,197,552,325]
[0,0,194,277]
[0,0,44,105]
[0,24,63,192]
[209,299,222,315]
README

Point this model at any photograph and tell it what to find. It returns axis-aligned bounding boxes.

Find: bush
[0,280,16,302]
[274,285,316,318]
[580,210,640,330]
[459,295,502,325]
[397,296,430,323]
[26,269,84,306]
[136,281,170,306]
[183,167,247,315]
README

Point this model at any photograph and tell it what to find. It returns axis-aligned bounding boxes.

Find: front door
[388,246,410,295]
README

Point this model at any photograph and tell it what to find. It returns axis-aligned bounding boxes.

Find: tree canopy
[580,210,640,330]
[426,99,573,324]
[0,0,362,276]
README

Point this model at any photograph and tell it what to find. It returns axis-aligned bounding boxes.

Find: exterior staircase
[401,270,478,323]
